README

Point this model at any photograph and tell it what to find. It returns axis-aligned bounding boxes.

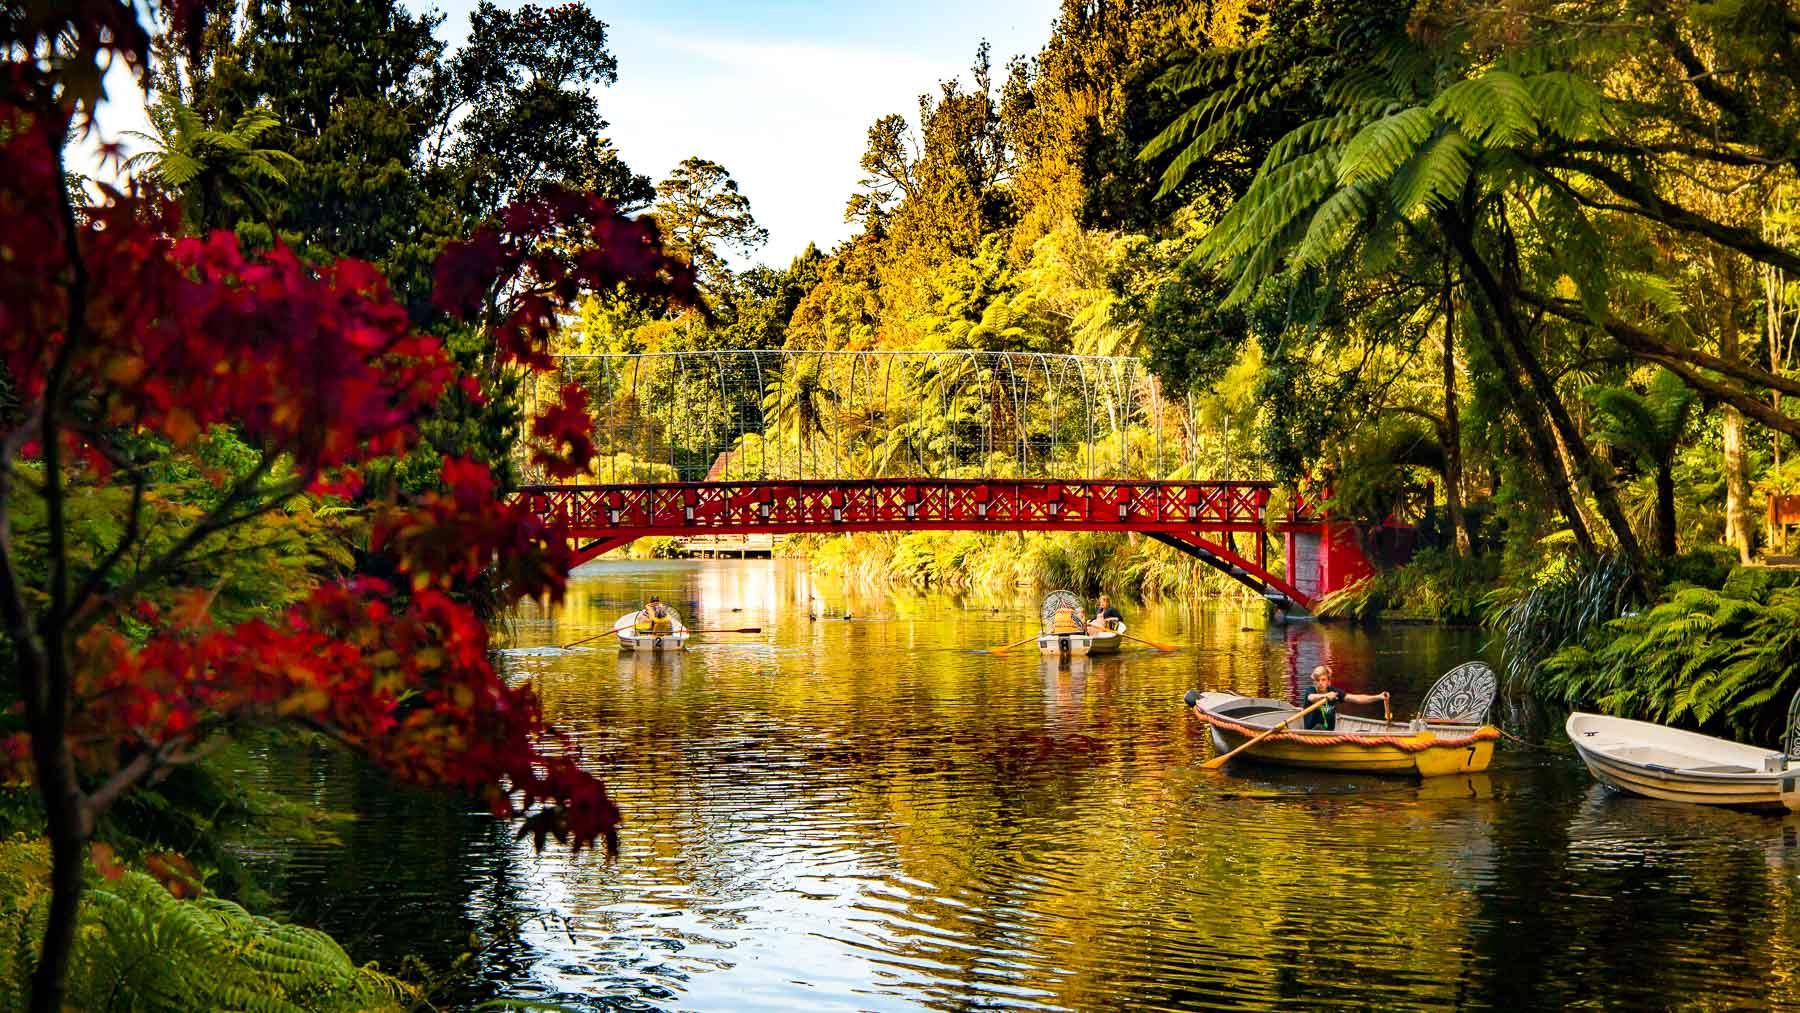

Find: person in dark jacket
[1301,664,1387,730]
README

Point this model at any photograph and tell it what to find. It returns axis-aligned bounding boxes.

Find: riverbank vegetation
[3,0,705,1006]
[10,0,1800,1006]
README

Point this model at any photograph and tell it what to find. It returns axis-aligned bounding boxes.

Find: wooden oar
[989,632,1044,655]
[561,623,761,650]
[1112,629,1177,652]
[560,619,638,650]
[1200,697,1330,770]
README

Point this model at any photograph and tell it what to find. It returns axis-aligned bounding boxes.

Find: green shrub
[1316,548,1497,624]
[1539,582,1800,743]
[0,839,415,1012]
[1485,552,1641,689]
[1654,545,1738,591]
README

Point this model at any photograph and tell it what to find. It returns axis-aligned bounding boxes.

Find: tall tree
[432,1,652,216]
[653,156,768,295]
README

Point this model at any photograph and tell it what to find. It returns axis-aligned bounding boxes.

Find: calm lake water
[251,559,1800,1010]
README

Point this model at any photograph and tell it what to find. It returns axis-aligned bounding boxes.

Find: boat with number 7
[1184,661,1500,777]
[1565,690,1800,811]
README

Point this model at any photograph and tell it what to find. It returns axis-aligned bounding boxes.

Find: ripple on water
[242,561,1800,1011]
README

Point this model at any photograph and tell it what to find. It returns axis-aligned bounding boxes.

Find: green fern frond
[1199,147,1338,266]
[1524,70,1604,139]
[1389,125,1475,213]
[1430,69,1538,149]
[1336,106,1437,186]
[1292,181,1376,269]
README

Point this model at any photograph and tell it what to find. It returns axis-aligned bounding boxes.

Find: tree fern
[1292,181,1376,269]
[1388,125,1476,214]
[1524,70,1605,140]
[1429,69,1539,148]
[1336,106,1439,187]
[0,839,417,1011]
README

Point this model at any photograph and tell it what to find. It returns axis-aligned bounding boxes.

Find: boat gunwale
[1191,692,1497,751]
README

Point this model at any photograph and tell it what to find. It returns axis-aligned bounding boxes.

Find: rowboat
[1566,699,1800,811]
[613,610,690,652]
[1038,589,1090,656]
[1038,631,1093,657]
[1185,661,1500,777]
[1086,621,1125,655]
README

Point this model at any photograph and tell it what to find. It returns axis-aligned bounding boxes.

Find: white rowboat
[614,610,690,652]
[1038,631,1092,657]
[1086,621,1125,655]
[1566,708,1800,811]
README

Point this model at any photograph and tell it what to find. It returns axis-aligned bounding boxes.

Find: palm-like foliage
[1141,27,1656,581]
[123,101,302,227]
[1585,369,1699,556]
[759,357,843,476]
[1143,36,1611,305]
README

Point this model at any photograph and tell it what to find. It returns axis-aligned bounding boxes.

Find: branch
[1565,138,1793,169]
[70,457,314,634]
[78,731,225,833]
[1646,356,1800,442]
[67,449,148,620]
[1537,155,1800,276]
[1521,290,1800,399]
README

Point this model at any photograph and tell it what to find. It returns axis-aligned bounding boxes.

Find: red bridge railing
[516,479,1330,611]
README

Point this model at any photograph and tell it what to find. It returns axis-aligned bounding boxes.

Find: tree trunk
[26,657,84,1013]
[1443,208,1652,584]
[1467,304,1596,556]
[1719,254,1752,563]
[1441,259,1471,556]
[1655,463,1679,558]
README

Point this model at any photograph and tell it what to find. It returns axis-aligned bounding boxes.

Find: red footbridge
[514,352,1379,616]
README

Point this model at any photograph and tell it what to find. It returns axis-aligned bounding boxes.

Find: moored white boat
[614,610,690,652]
[1566,705,1800,811]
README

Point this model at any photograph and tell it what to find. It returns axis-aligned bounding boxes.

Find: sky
[79,0,1063,269]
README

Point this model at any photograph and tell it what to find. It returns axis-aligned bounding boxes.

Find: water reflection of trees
[471,564,1800,1009]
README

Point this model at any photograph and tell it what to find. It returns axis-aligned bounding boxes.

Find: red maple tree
[0,3,697,1009]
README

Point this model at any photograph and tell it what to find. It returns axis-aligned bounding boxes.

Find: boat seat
[1611,746,1713,768]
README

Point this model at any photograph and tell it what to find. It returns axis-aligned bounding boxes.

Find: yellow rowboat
[1185,661,1501,778]
[1566,701,1800,811]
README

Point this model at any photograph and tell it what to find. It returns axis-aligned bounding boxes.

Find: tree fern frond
[156,152,204,186]
[1336,106,1436,186]
[1525,70,1604,140]
[1389,125,1475,213]
[1430,69,1538,149]
[1292,181,1375,269]
[1201,148,1338,267]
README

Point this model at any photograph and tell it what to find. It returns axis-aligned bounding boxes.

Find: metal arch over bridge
[516,350,1370,613]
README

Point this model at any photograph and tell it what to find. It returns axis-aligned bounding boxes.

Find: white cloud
[601,26,959,267]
